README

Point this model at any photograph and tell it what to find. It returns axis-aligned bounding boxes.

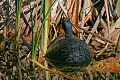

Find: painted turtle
[45,18,92,72]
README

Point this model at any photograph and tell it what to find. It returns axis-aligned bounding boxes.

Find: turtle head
[62,18,73,35]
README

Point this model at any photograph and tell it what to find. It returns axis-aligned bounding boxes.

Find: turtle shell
[45,34,92,72]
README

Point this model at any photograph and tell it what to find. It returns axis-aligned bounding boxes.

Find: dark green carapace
[45,18,92,72]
